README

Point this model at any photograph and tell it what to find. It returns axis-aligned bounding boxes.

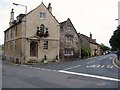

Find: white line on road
[58,70,120,82]
[87,61,95,64]
[61,65,81,71]
[101,65,105,68]
[106,65,114,68]
[86,64,114,69]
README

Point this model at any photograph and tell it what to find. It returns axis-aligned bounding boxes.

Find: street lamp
[13,3,27,64]
[13,3,27,14]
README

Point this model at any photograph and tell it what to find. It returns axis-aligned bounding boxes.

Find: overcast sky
[0,0,119,47]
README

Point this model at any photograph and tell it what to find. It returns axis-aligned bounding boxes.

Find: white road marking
[96,65,101,68]
[58,70,120,82]
[41,68,46,70]
[109,57,112,59]
[46,69,52,71]
[96,82,111,86]
[107,65,114,68]
[87,61,95,64]
[53,70,57,72]
[86,65,114,69]
[101,65,105,68]
[61,65,81,71]
[21,64,58,72]
[86,65,97,68]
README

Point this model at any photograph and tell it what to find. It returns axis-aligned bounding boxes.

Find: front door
[30,41,38,57]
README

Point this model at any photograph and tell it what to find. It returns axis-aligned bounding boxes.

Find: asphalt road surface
[2,54,120,88]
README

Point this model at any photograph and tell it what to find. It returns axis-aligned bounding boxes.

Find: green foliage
[56,55,58,60]
[100,43,110,52]
[44,55,47,60]
[0,44,4,51]
[109,25,120,50]
[81,47,91,59]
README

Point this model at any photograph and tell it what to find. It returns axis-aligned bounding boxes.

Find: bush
[81,48,91,58]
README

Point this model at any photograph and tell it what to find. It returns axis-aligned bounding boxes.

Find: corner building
[4,2,60,63]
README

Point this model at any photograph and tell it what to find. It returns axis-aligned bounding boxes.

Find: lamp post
[13,3,27,64]
[13,3,27,14]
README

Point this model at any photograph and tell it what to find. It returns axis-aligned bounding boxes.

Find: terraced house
[79,33,101,57]
[60,18,81,60]
[4,2,81,64]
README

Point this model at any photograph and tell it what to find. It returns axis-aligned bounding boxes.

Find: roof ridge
[81,34,99,45]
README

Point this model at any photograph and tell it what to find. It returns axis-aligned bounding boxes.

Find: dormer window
[40,12,46,19]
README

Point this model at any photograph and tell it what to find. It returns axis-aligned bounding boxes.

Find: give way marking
[86,65,114,69]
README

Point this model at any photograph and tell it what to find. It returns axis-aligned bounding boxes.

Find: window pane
[40,24,44,33]
[64,49,74,56]
[40,12,46,19]
[44,41,48,50]
[66,35,73,43]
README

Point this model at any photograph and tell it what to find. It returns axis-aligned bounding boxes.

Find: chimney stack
[47,3,52,13]
[90,32,92,39]
[9,8,14,26]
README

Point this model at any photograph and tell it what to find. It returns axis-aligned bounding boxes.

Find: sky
[0,0,119,47]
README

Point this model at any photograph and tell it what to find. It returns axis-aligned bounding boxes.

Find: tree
[100,44,110,52]
[109,25,120,50]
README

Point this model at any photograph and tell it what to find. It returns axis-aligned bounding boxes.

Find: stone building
[4,2,82,64]
[4,2,60,64]
[59,18,81,60]
[79,33,101,57]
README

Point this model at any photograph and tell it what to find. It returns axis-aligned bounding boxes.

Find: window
[40,12,46,19]
[66,35,73,43]
[40,24,45,34]
[10,42,12,50]
[15,26,18,36]
[44,41,48,50]
[5,33,7,41]
[11,30,13,38]
[64,49,74,56]
[6,34,8,40]
[30,42,38,57]
[67,26,71,31]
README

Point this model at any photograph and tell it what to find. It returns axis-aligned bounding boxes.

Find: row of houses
[4,2,102,64]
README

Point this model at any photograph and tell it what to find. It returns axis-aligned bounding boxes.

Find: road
[2,54,120,88]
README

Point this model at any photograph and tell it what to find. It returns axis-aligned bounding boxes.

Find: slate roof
[81,34,99,45]
[60,18,80,38]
